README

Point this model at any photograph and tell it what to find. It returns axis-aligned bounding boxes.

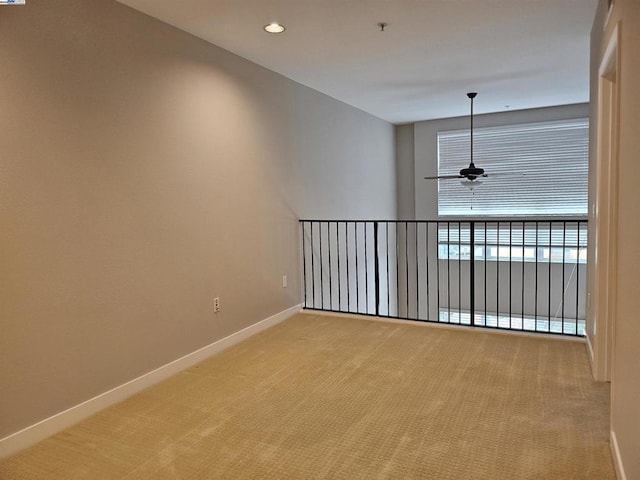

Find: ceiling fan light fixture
[264,22,286,33]
[460,178,483,190]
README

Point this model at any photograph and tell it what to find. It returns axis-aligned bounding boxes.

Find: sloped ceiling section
[117,0,598,123]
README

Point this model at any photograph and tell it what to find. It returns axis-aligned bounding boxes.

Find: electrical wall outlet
[213,297,220,313]
[282,275,288,288]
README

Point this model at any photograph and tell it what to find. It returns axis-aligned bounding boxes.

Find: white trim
[599,23,618,79]
[610,430,627,480]
[604,0,614,31]
[590,22,619,383]
[0,304,302,459]
[586,330,596,378]
[301,310,585,343]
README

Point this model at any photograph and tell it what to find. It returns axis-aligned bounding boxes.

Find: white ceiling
[116,0,598,124]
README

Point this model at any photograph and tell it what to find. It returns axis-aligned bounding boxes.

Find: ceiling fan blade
[424,174,463,180]
[484,172,526,178]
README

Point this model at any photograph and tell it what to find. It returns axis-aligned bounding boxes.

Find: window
[437,221,588,264]
[437,119,589,217]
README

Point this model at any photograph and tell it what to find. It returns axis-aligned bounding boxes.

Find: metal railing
[300,219,587,336]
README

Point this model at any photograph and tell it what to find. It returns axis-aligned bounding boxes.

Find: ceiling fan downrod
[423,91,488,182]
[468,92,476,168]
[459,92,484,180]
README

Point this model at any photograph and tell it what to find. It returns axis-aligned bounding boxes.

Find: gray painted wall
[395,124,416,220]
[0,0,396,438]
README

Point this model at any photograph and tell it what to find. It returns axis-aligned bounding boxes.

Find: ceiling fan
[424,92,486,183]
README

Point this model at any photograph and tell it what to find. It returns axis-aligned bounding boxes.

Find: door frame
[588,22,619,382]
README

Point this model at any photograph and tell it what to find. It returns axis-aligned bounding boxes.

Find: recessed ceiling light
[264,22,286,34]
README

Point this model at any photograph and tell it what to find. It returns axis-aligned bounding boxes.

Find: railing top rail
[299,217,588,223]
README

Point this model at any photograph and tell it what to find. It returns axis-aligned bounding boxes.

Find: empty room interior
[1,0,639,479]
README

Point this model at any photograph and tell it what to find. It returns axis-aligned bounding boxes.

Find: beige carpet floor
[0,313,614,479]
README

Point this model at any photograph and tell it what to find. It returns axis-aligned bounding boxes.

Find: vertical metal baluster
[311,222,316,308]
[365,222,369,314]
[405,222,410,319]
[458,221,462,323]
[426,222,431,322]
[319,222,324,309]
[416,222,419,320]
[355,222,360,313]
[302,222,307,308]
[386,222,390,316]
[562,221,567,333]
[447,221,451,322]
[496,222,500,328]
[346,222,351,313]
[374,222,380,317]
[535,221,539,331]
[521,222,525,329]
[509,221,512,328]
[437,222,441,322]
[548,222,552,330]
[328,223,333,310]
[576,221,581,335]
[470,221,475,326]
[396,222,400,319]
[484,222,487,326]
[336,221,341,311]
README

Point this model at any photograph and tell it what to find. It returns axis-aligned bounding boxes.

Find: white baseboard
[610,430,627,480]
[586,332,595,363]
[0,304,301,460]
[585,332,596,378]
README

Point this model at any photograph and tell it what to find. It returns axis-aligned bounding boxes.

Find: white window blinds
[437,119,589,217]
